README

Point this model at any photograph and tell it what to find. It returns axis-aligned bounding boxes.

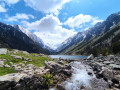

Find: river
[49,55,88,59]
[50,55,108,90]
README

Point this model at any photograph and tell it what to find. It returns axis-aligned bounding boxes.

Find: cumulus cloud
[91,19,103,25]
[0,4,7,12]
[64,14,93,28]
[4,0,20,5]
[5,13,35,22]
[22,15,61,31]
[22,15,77,49]
[64,14,103,29]
[24,0,71,14]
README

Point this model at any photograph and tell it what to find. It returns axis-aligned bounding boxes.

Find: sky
[0,0,120,49]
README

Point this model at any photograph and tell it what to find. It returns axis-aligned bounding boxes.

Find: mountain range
[56,12,120,56]
[0,22,51,54]
[0,11,120,56]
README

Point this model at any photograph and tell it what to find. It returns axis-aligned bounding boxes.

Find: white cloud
[5,13,35,22]
[4,0,20,4]
[24,0,71,14]
[91,19,103,25]
[22,15,77,49]
[64,14,93,28]
[64,14,103,29]
[22,15,61,31]
[0,4,7,12]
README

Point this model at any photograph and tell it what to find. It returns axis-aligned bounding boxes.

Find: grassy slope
[0,50,53,76]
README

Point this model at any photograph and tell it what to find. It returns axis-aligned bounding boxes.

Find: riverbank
[85,54,120,89]
[51,54,120,89]
[0,49,72,90]
[0,49,120,90]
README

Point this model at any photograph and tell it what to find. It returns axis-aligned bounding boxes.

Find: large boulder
[0,48,7,54]
[62,69,72,77]
[0,73,28,82]
[0,73,28,90]
[44,61,63,73]
[102,67,114,81]
[109,64,120,70]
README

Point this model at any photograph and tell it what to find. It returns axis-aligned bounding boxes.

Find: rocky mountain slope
[57,12,120,56]
[0,22,50,54]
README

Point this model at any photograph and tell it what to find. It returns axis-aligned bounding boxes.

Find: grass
[0,50,54,76]
[0,67,17,76]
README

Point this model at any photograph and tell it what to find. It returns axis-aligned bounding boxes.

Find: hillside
[57,12,120,56]
[0,22,50,54]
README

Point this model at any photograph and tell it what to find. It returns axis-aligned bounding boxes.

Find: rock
[112,78,119,84]
[24,61,27,64]
[9,62,13,65]
[11,55,22,59]
[62,69,72,76]
[57,84,65,90]
[64,64,71,69]
[44,61,63,73]
[88,72,93,76]
[22,51,29,55]
[14,84,21,90]
[57,61,64,65]
[87,54,94,60]
[0,61,4,67]
[103,61,111,65]
[0,73,28,82]
[29,60,32,62]
[0,48,7,54]
[4,64,10,68]
[114,75,120,81]
[109,64,120,70]
[15,66,21,71]
[102,67,114,80]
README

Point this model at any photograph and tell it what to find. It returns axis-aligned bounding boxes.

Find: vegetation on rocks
[42,72,54,88]
[0,49,52,76]
[0,67,17,76]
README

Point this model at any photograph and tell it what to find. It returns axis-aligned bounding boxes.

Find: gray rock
[22,51,29,55]
[62,69,72,76]
[29,60,32,62]
[0,61,4,67]
[103,61,111,65]
[57,61,64,65]
[11,55,22,59]
[9,62,13,65]
[0,48,7,54]
[0,73,28,82]
[102,67,114,80]
[87,54,94,60]
[57,84,65,90]
[44,61,63,73]
[109,64,120,70]
[4,64,10,68]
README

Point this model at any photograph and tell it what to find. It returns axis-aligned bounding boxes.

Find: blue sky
[0,0,120,49]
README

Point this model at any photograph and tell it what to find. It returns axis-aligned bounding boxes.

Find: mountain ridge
[57,11,120,56]
[0,22,51,54]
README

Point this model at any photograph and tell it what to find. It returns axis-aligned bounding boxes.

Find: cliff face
[0,22,50,54]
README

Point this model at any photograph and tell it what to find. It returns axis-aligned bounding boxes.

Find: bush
[42,73,54,88]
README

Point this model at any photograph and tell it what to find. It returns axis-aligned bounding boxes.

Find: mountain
[57,12,120,56]
[0,22,50,54]
[13,25,53,52]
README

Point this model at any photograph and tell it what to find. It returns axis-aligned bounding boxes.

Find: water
[50,55,93,90]
[64,62,93,90]
[49,55,88,59]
